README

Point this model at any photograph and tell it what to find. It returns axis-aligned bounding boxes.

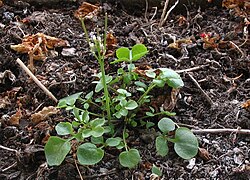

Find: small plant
[44,14,198,169]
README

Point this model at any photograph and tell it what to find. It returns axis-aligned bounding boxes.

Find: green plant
[44,14,198,169]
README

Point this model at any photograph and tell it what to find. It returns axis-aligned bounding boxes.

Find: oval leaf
[45,136,71,166]
[106,137,122,147]
[119,149,141,168]
[58,92,83,108]
[174,127,199,159]
[158,68,184,88]
[155,136,168,157]
[158,118,175,133]
[116,47,130,61]
[125,100,138,110]
[55,122,73,135]
[132,44,148,61]
[77,143,104,165]
[91,126,105,137]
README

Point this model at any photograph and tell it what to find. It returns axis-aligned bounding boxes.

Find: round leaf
[77,143,104,165]
[45,136,71,166]
[152,164,162,176]
[125,100,138,110]
[106,137,122,147]
[155,136,168,157]
[55,122,73,135]
[119,149,141,168]
[90,118,105,127]
[131,44,148,61]
[174,127,199,159]
[158,118,175,133]
[91,126,105,137]
[116,47,130,60]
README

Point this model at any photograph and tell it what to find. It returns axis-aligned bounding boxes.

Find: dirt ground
[0,0,249,179]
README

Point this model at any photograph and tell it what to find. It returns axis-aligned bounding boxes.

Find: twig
[192,128,250,135]
[159,0,179,27]
[187,72,214,106]
[144,0,148,22]
[1,162,17,172]
[74,158,83,180]
[175,64,209,73]
[230,41,245,58]
[16,58,58,103]
[0,145,19,153]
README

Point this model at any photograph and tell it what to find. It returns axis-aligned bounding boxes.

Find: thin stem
[137,83,156,106]
[81,18,90,46]
[100,62,111,123]
[122,123,128,151]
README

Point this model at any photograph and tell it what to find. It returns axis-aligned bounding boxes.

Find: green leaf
[119,108,128,116]
[125,100,138,110]
[95,82,104,92]
[117,89,131,97]
[91,126,105,137]
[152,164,162,176]
[55,122,73,135]
[85,91,93,100]
[152,79,165,87]
[91,136,104,144]
[73,108,80,121]
[146,121,155,129]
[80,111,89,123]
[158,68,184,88]
[155,136,168,156]
[119,149,141,168]
[174,127,199,159]
[58,92,83,108]
[146,112,154,117]
[106,137,122,147]
[132,44,148,61]
[158,118,175,134]
[145,70,156,78]
[77,143,104,165]
[134,81,147,89]
[81,129,92,138]
[45,136,71,166]
[90,118,105,127]
[116,47,130,60]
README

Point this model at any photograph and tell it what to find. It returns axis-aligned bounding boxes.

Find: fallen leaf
[105,32,117,57]
[74,2,100,20]
[198,147,211,161]
[168,38,193,50]
[241,100,250,110]
[11,33,69,71]
[31,106,59,124]
[9,108,22,125]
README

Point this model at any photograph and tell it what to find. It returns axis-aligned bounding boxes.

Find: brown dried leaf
[74,2,99,20]
[198,147,211,161]
[31,106,59,124]
[11,33,69,61]
[200,33,220,49]
[241,100,250,109]
[9,108,22,125]
[105,32,117,57]
[168,38,193,50]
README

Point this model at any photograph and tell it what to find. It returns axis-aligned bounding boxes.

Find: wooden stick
[187,72,214,106]
[0,145,18,153]
[175,64,209,73]
[192,128,250,135]
[16,58,58,103]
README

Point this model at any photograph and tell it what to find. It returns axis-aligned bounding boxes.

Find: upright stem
[122,123,128,151]
[137,83,156,107]
[100,60,111,123]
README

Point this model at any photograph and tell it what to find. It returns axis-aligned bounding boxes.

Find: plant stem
[122,123,128,151]
[137,83,156,106]
[100,61,111,123]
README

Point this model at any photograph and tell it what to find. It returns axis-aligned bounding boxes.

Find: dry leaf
[198,147,211,161]
[0,0,3,7]
[241,100,250,109]
[177,15,187,26]
[11,33,69,71]
[31,106,59,124]
[168,38,193,50]
[9,108,22,125]
[200,33,220,49]
[105,32,117,57]
[74,2,99,20]
[222,0,250,17]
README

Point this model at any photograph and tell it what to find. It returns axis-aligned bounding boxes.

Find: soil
[0,0,249,179]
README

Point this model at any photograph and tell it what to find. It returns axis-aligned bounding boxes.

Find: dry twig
[16,58,58,103]
[159,0,179,27]
[187,72,214,106]
[192,128,250,135]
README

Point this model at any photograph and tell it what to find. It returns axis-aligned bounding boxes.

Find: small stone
[62,48,76,57]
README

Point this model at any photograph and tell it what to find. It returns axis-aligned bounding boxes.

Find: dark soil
[0,0,249,179]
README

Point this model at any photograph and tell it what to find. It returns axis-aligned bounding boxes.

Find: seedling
[44,14,198,169]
